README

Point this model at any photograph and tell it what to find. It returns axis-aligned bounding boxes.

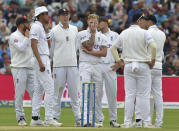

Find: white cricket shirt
[50,23,78,67]
[148,25,166,69]
[77,28,108,63]
[30,21,49,56]
[9,29,33,68]
[114,25,154,62]
[102,29,119,63]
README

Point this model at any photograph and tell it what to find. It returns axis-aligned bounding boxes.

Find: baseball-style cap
[145,15,157,24]
[132,1,138,5]
[16,16,28,27]
[59,8,69,15]
[153,0,159,2]
[34,6,48,17]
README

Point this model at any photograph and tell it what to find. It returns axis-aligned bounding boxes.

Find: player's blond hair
[87,14,99,20]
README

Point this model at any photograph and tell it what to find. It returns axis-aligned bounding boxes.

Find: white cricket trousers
[134,69,163,126]
[124,62,151,125]
[52,67,81,121]
[101,63,117,121]
[79,62,104,122]
[151,69,163,126]
[11,68,35,121]
[32,55,54,120]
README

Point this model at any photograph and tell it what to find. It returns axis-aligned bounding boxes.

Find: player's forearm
[149,41,157,60]
[48,40,51,48]
[12,38,29,52]
[110,45,120,62]
[88,49,107,57]
[31,39,43,65]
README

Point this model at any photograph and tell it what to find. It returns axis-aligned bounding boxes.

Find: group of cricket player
[9,5,165,128]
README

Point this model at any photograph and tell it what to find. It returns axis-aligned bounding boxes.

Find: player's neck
[102,27,109,34]
[18,27,25,35]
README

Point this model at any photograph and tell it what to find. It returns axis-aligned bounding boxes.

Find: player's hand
[146,59,155,69]
[39,63,45,72]
[111,60,124,71]
[25,30,29,38]
[81,46,90,54]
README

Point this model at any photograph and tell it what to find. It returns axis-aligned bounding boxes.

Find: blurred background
[0,0,178,76]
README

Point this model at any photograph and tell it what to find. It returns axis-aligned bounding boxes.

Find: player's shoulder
[69,24,77,30]
[30,22,41,32]
[109,30,118,35]
[69,24,78,33]
[78,30,87,37]
[10,30,19,39]
[31,22,40,28]
[51,24,59,32]
[98,32,107,39]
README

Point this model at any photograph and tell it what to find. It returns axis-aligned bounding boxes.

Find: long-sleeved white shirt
[148,25,166,69]
[114,25,154,62]
[9,29,33,68]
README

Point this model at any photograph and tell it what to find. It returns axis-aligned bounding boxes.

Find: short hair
[16,17,28,27]
[87,14,99,21]
[132,13,143,23]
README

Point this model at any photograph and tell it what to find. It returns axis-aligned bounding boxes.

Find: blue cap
[153,0,159,2]
[132,1,138,5]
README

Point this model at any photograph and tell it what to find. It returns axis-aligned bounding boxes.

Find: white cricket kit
[77,28,108,122]
[50,23,81,121]
[9,29,35,121]
[114,25,154,126]
[101,29,119,121]
[30,21,54,120]
[148,25,166,127]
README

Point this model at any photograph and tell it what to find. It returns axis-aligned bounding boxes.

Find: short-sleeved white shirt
[30,21,49,56]
[77,28,108,63]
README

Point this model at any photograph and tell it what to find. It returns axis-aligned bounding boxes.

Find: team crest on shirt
[66,36,69,42]
[111,36,113,41]
[98,37,100,42]
[14,39,18,43]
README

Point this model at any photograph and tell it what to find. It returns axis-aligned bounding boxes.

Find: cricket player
[77,14,107,127]
[111,13,157,128]
[98,16,120,127]
[9,17,34,126]
[145,15,166,128]
[50,9,81,126]
[30,6,62,127]
[133,15,166,128]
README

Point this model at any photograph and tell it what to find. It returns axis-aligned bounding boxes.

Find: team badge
[98,37,100,42]
[14,39,18,43]
[111,36,113,41]
[66,36,69,42]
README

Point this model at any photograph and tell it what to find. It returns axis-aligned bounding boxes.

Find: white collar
[35,21,43,28]
[130,25,141,28]
[103,28,111,35]
[148,25,157,30]
[16,29,24,36]
[87,28,98,34]
[59,22,69,29]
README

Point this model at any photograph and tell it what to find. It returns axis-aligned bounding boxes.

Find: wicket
[81,82,96,127]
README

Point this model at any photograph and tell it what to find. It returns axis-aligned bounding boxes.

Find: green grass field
[0,107,178,131]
